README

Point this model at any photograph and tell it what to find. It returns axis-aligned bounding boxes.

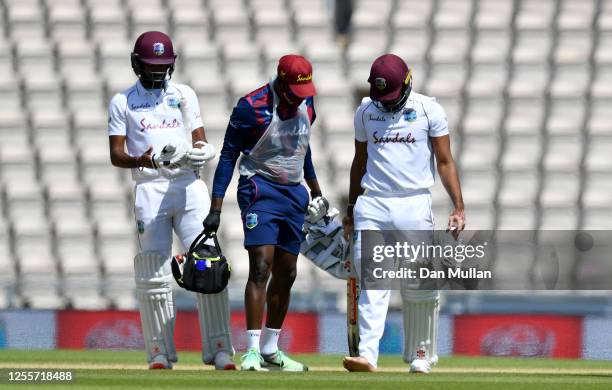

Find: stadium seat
[393,0,434,31]
[172,7,211,45]
[546,97,587,136]
[6,3,46,40]
[347,44,385,86]
[48,4,87,41]
[350,1,391,48]
[293,2,334,46]
[498,171,539,208]
[460,136,500,173]
[304,43,345,85]
[515,0,556,31]
[540,172,581,208]
[212,2,252,45]
[497,206,538,230]
[584,136,612,173]
[389,30,432,67]
[504,97,545,136]
[89,2,129,42]
[460,169,498,208]
[129,6,170,41]
[253,8,292,45]
[557,0,596,32]
[223,41,265,97]
[462,97,504,135]
[38,147,81,187]
[261,40,300,76]
[425,63,467,98]
[474,0,515,31]
[65,75,106,115]
[434,0,474,31]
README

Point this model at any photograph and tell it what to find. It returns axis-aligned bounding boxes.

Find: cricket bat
[347,238,360,357]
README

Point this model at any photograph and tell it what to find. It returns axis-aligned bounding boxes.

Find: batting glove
[151,141,189,169]
[186,142,216,169]
[305,196,329,224]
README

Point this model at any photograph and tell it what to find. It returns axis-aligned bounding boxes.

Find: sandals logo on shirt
[245,213,258,230]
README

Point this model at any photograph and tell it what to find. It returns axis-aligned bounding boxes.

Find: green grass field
[0,350,611,389]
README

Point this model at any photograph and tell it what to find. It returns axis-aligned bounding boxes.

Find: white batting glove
[186,142,216,169]
[151,140,189,169]
[305,196,330,224]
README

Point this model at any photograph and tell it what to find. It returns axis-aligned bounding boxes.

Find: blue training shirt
[211,82,317,198]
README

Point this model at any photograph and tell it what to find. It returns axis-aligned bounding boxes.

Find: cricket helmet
[131,31,176,89]
[368,54,412,113]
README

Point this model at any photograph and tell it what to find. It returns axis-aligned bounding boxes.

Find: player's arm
[192,127,207,145]
[343,140,368,238]
[431,134,465,237]
[107,94,155,169]
[303,97,322,198]
[203,99,251,232]
[109,135,154,168]
[427,98,465,237]
[304,146,322,197]
[343,104,369,237]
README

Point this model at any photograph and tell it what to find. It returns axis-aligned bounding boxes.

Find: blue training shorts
[237,174,309,255]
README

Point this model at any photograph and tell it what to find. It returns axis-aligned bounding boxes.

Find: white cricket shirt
[354,92,449,193]
[107,80,204,181]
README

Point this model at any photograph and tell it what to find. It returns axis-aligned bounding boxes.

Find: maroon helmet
[131,31,177,88]
[368,54,412,113]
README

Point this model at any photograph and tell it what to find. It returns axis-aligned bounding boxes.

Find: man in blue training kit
[202,55,327,371]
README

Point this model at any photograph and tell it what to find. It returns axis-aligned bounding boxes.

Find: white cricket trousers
[353,189,434,367]
[134,173,209,254]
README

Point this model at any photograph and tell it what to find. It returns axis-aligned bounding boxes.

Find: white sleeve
[426,98,449,137]
[183,85,204,132]
[354,104,367,142]
[107,94,127,136]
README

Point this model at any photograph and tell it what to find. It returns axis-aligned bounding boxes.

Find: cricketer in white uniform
[342,54,465,373]
[107,31,235,370]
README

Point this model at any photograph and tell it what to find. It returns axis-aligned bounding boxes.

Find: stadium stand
[0,0,608,309]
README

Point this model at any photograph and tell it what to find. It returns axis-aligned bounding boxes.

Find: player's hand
[186,143,216,169]
[305,196,329,224]
[203,209,221,233]
[137,146,155,168]
[447,209,465,240]
[152,141,189,169]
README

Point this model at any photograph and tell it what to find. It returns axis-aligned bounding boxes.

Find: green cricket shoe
[240,348,269,371]
[262,350,309,371]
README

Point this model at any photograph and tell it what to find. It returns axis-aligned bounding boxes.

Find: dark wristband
[310,191,322,199]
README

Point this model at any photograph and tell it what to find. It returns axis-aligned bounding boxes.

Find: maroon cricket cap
[368,54,411,101]
[277,54,317,98]
[133,31,176,65]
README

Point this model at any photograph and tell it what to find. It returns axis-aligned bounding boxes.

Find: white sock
[260,327,281,355]
[246,329,261,351]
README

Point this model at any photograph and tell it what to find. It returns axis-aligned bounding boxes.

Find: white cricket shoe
[149,354,172,370]
[409,358,431,374]
[214,351,236,370]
